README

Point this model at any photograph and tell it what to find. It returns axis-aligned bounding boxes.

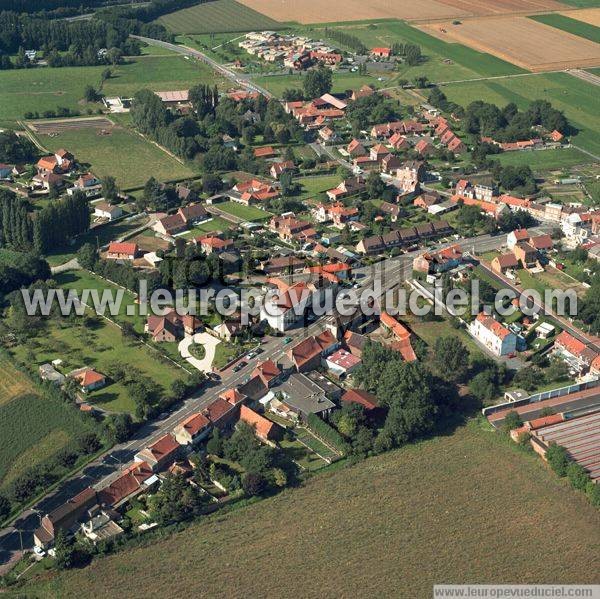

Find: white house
[506,229,529,250]
[468,313,517,357]
[94,202,123,221]
[325,349,361,377]
[260,279,311,332]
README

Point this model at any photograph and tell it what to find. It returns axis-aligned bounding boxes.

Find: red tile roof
[555,331,587,357]
[288,329,337,369]
[145,434,180,462]
[108,242,138,256]
[73,368,105,388]
[239,405,278,440]
[178,412,210,436]
[476,313,512,340]
[220,388,246,405]
[341,389,378,411]
[252,359,280,384]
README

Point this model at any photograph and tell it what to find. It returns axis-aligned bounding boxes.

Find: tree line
[0,189,90,254]
[323,28,367,54]
[130,87,305,172]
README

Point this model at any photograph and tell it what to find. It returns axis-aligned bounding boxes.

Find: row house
[287,329,339,372]
[553,331,598,374]
[347,138,367,157]
[357,221,452,255]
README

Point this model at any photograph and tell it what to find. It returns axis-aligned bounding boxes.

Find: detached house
[261,278,312,332]
[68,367,106,392]
[469,313,517,357]
[347,139,367,157]
[269,160,295,179]
[106,242,138,261]
[239,405,283,444]
[326,176,366,201]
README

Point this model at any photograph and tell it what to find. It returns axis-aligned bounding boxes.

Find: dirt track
[420,16,600,71]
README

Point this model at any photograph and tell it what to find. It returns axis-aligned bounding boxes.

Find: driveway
[179,332,221,372]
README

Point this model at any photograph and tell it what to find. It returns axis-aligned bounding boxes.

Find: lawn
[25,424,600,597]
[493,147,593,170]
[0,352,37,407]
[157,0,283,34]
[441,72,600,156]
[179,216,234,238]
[44,214,150,267]
[216,201,272,221]
[9,315,186,414]
[279,438,328,472]
[295,174,340,201]
[36,124,196,189]
[0,55,224,127]
[529,13,600,43]
[212,341,253,370]
[54,270,145,333]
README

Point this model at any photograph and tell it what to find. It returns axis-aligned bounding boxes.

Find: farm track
[569,68,600,86]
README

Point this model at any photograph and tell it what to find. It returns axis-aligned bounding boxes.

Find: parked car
[283,336,293,344]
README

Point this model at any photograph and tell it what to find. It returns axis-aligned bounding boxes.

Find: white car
[33,546,45,557]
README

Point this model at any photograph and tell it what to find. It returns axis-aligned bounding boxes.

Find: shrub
[546,443,570,477]
[567,462,589,491]
[306,413,349,455]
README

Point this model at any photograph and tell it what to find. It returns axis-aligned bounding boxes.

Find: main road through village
[0,226,557,569]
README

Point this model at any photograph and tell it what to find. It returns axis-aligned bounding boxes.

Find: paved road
[0,225,554,566]
[476,261,600,354]
[130,35,273,99]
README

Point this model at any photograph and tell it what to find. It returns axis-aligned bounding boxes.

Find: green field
[180,216,234,238]
[296,174,341,201]
[216,201,272,221]
[0,354,97,493]
[309,21,525,80]
[0,55,223,127]
[25,423,600,597]
[157,0,282,34]
[494,147,593,170]
[10,310,185,414]
[441,72,600,156]
[44,214,150,267]
[36,124,196,189]
[529,13,600,43]
[559,0,600,6]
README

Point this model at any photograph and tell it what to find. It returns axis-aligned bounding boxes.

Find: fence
[481,376,600,417]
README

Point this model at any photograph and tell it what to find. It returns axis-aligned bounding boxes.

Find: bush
[546,443,570,477]
[306,413,349,455]
[586,481,600,508]
[567,462,589,491]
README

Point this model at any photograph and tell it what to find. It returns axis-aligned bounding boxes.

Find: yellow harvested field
[420,16,600,71]
[237,0,468,23]
[237,0,569,23]
[562,8,600,26]
[0,355,36,407]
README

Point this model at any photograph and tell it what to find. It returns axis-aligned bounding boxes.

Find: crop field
[440,72,600,156]
[314,21,525,80]
[531,12,600,41]
[157,0,282,34]
[0,55,222,127]
[33,122,196,189]
[27,424,600,597]
[9,312,185,414]
[237,0,568,24]
[0,394,93,491]
[0,353,36,408]
[493,147,593,170]
[420,16,600,71]
[562,7,600,24]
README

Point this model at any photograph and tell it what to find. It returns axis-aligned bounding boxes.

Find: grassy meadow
[23,423,600,597]
[493,147,594,170]
[0,54,223,127]
[36,124,196,189]
[157,0,282,34]
[9,302,185,414]
[215,201,272,221]
[441,72,600,156]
